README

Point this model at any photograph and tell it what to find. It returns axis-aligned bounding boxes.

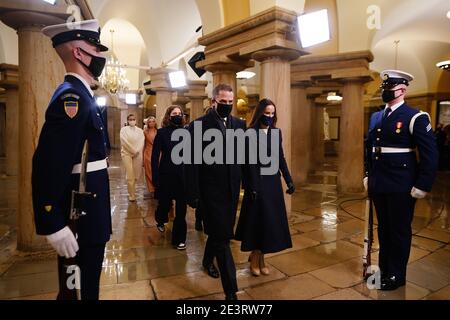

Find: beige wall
[0,21,18,64]
[250,0,305,15]
[195,0,224,34]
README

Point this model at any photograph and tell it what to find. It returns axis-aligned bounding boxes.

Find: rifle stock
[362,196,374,279]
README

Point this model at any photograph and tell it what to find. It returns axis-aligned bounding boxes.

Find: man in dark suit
[32,20,111,300]
[185,84,246,300]
[364,70,438,291]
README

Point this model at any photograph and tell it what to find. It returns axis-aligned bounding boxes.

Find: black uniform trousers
[203,236,238,295]
[155,197,187,246]
[57,243,106,300]
[372,192,416,281]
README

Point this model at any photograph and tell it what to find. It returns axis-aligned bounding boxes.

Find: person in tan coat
[143,116,157,197]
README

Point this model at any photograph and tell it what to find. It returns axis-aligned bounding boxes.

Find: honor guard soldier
[32,20,111,300]
[364,70,438,290]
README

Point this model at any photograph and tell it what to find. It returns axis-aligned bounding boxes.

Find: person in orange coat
[143,116,157,197]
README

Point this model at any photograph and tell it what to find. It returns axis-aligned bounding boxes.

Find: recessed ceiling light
[447,11,450,19]
[43,0,56,5]
[327,92,342,102]
[236,71,256,80]
[436,60,450,70]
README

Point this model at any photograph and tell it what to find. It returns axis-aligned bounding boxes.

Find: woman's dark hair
[127,114,135,121]
[249,98,277,128]
[162,105,185,128]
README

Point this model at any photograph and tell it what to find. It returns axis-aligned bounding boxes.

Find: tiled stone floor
[0,152,449,300]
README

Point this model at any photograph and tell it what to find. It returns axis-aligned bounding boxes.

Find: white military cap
[42,19,108,52]
[380,70,414,88]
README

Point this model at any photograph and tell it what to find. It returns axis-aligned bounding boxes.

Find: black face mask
[77,48,106,78]
[170,115,183,126]
[260,115,274,127]
[382,89,402,103]
[216,102,233,118]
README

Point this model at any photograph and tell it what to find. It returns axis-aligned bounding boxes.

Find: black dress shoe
[203,263,220,278]
[195,220,203,231]
[380,276,406,291]
[225,292,238,300]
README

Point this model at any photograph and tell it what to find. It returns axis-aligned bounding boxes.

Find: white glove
[46,226,79,258]
[411,187,427,199]
[363,177,368,191]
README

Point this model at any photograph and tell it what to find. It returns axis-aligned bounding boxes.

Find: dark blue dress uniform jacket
[151,125,187,199]
[32,75,112,245]
[366,103,438,193]
[184,112,246,240]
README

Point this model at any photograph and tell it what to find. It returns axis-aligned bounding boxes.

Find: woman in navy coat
[151,105,188,250]
[235,98,295,276]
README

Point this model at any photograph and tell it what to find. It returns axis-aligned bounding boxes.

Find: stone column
[0,64,19,176]
[186,80,208,122]
[0,89,5,159]
[0,11,66,251]
[310,98,325,171]
[147,68,175,127]
[291,82,311,186]
[338,78,365,193]
[253,49,301,213]
[173,90,190,108]
[204,62,251,116]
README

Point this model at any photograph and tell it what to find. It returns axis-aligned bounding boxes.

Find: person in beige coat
[120,114,145,201]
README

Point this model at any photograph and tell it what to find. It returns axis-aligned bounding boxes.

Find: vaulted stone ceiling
[1,0,448,93]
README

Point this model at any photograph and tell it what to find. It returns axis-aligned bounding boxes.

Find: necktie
[382,107,391,122]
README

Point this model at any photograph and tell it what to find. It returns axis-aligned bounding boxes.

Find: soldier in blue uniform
[364,70,438,290]
[32,20,111,300]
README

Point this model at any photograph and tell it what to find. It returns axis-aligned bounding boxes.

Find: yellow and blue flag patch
[64,101,79,119]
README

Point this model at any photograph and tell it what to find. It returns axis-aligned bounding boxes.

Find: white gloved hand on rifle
[363,177,368,191]
[411,187,427,199]
[46,226,79,258]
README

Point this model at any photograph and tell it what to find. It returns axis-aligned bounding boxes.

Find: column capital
[252,48,302,63]
[0,0,93,30]
[0,64,19,89]
[173,92,190,107]
[186,80,208,100]
[340,76,373,85]
[291,80,312,89]
[201,59,254,74]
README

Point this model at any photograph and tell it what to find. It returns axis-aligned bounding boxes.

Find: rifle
[362,193,374,280]
[58,140,93,300]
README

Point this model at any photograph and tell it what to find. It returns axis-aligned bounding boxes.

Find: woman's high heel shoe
[249,251,260,276]
[259,253,270,275]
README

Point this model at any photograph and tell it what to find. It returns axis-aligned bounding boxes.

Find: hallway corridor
[0,151,449,300]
